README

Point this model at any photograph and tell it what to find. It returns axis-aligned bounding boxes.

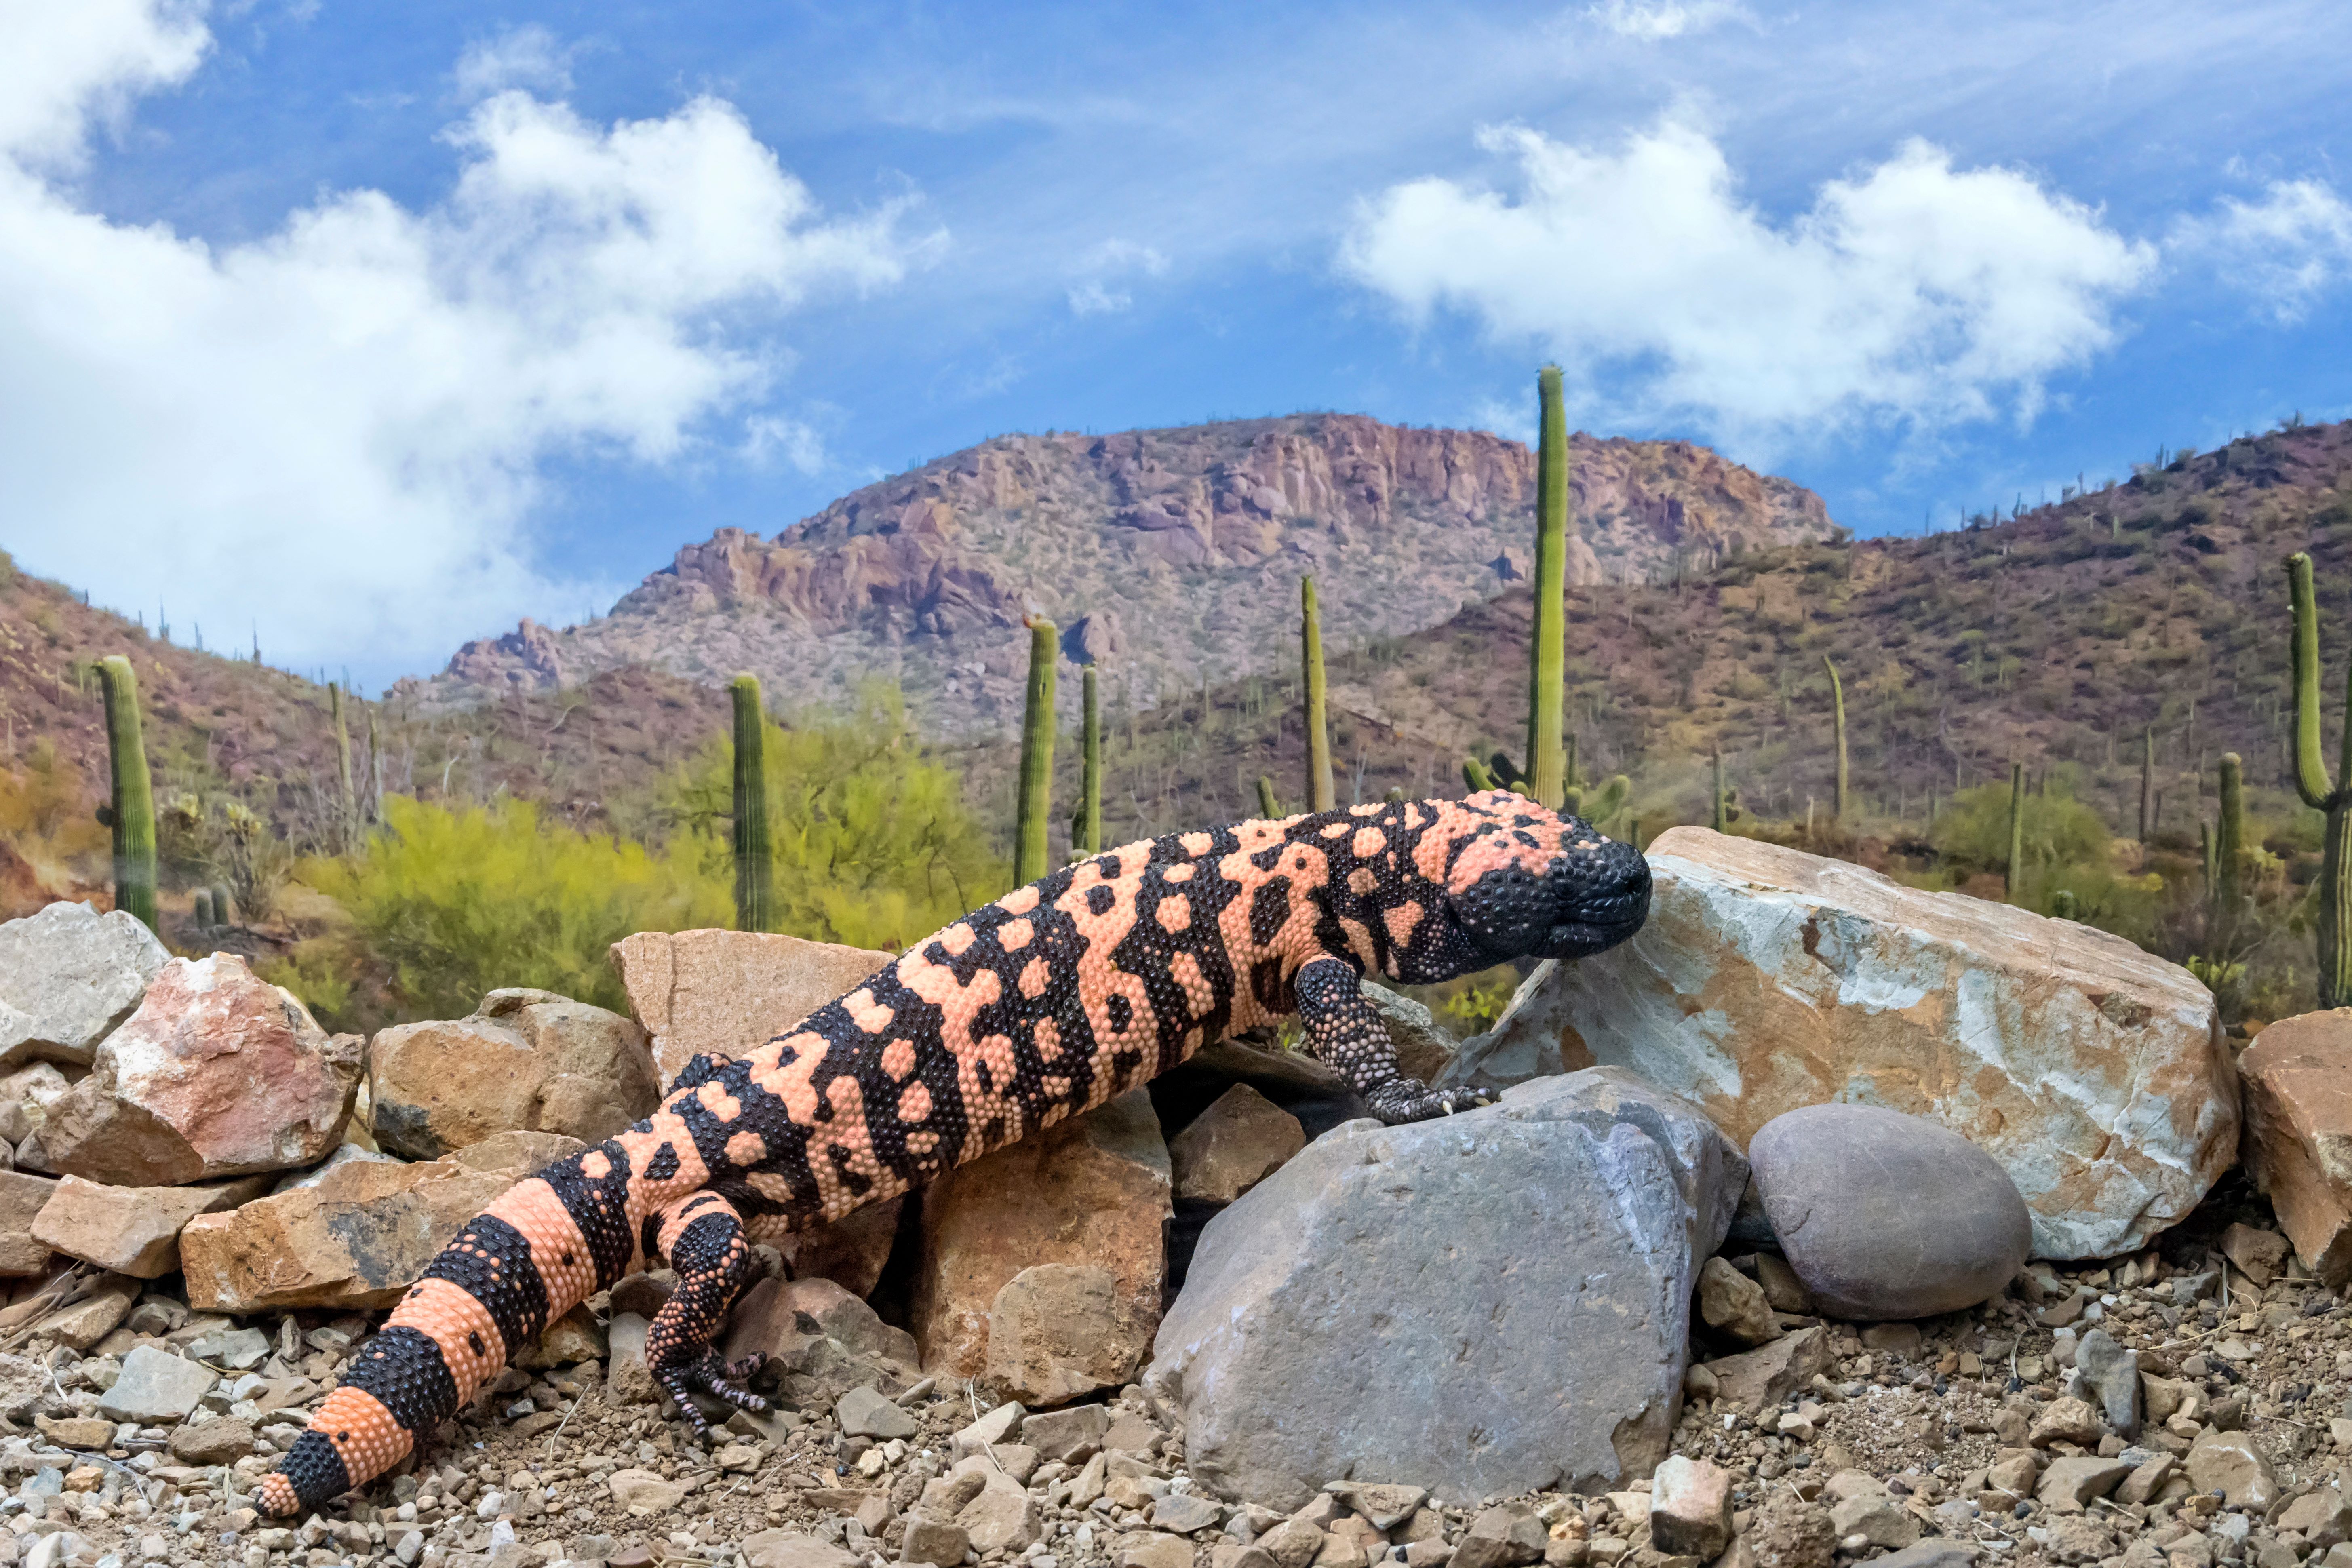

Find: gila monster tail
[258,1141,625,1517]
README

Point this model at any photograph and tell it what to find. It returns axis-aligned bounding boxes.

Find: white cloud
[1585,0,1753,42]
[743,414,828,474]
[454,23,575,101]
[1342,119,2156,451]
[2173,178,2352,322]
[1066,238,1168,316]
[0,3,936,676]
[0,0,209,169]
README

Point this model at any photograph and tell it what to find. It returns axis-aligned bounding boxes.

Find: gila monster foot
[655,1349,769,1434]
[1366,1081,1493,1124]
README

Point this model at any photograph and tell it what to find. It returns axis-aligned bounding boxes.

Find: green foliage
[96,656,157,931]
[309,795,729,1020]
[665,687,1006,952]
[729,674,773,932]
[258,940,358,1028]
[1016,618,1058,882]
[1933,776,2115,877]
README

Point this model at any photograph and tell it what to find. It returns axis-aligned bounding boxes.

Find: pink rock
[41,956,361,1186]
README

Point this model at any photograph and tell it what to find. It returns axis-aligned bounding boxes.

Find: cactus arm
[1256,776,1283,819]
[1301,577,1335,812]
[1015,617,1059,883]
[1527,364,1569,810]
[2289,554,2340,809]
[96,656,157,932]
[729,674,774,932]
[1462,756,1496,792]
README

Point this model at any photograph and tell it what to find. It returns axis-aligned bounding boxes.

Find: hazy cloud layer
[1,2,931,678]
[2173,179,2352,323]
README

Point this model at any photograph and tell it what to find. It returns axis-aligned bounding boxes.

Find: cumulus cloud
[0,2,934,677]
[1067,238,1168,316]
[1585,0,1753,42]
[454,23,575,100]
[2173,178,2352,321]
[1342,119,2156,452]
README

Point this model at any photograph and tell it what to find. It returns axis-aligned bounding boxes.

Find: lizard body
[261,791,1649,1515]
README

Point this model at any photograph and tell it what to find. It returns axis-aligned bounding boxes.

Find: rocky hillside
[416,415,1836,740]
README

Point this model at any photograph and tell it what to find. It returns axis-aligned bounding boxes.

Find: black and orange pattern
[261,792,1649,1515]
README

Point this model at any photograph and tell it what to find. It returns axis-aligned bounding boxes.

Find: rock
[1150,1066,1747,1508]
[31,1173,271,1278]
[1359,982,1458,1084]
[607,1313,656,1404]
[2036,1457,2131,1508]
[1327,1484,1427,1531]
[36,1275,137,1349]
[168,1417,255,1465]
[1021,1404,1110,1462]
[36,1416,114,1449]
[1117,1534,1197,1568]
[518,1304,606,1370]
[721,1276,920,1408]
[901,1518,972,1566]
[96,1345,215,1423]
[837,1386,916,1440]
[2239,1013,2352,1285]
[610,928,890,1084]
[1170,1084,1307,1204]
[0,1171,56,1275]
[986,1262,1155,1407]
[1448,829,2237,1259]
[1697,1256,1779,1346]
[2115,1453,2176,1506]
[1650,1456,1734,1558]
[742,1532,860,1568]
[1746,1494,1835,1568]
[268,1143,402,1193]
[608,1466,691,1513]
[782,1197,903,1299]
[1700,1326,1830,1418]
[956,1467,1041,1552]
[1455,1505,1547,1568]
[0,902,169,1071]
[184,1325,269,1368]
[178,1129,583,1311]
[41,955,361,1186]
[915,1090,1170,1381]
[1872,1547,1979,1568]
[2185,1429,2278,1509]
[1748,1103,2034,1317]
[366,991,660,1159]
[1826,1480,1918,1550]
[1154,1493,1224,1534]
[1753,1254,1811,1314]
[2031,1397,2105,1448]
[2280,1490,2352,1549]
[2072,1328,2141,1440]
[2218,1222,2291,1288]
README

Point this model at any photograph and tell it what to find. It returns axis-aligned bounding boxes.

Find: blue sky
[6,0,2352,691]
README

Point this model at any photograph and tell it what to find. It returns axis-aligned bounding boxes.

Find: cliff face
[427,413,1834,738]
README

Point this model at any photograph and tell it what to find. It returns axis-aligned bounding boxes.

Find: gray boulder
[1750,1103,2032,1320]
[1149,1066,1746,1509]
[0,903,168,1071]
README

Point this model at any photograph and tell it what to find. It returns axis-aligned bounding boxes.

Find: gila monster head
[1440,789,1650,961]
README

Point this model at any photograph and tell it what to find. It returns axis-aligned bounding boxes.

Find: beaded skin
[260,792,1650,1515]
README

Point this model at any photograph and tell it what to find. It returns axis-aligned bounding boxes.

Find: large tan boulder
[2238,1012,2352,1286]
[367,988,660,1159]
[912,1090,1170,1390]
[1441,828,2236,1260]
[41,955,362,1187]
[178,1130,582,1312]
[32,1173,273,1278]
[611,929,889,1085]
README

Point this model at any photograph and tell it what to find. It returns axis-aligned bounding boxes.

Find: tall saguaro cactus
[2287,553,2352,1005]
[1711,749,1728,832]
[2005,761,2026,903]
[1256,776,1283,819]
[1300,577,1335,812]
[2212,752,2245,945]
[1015,617,1058,884]
[1526,364,1571,811]
[2139,725,2155,842]
[729,674,773,933]
[1073,665,1103,857]
[329,683,357,853]
[95,656,157,931]
[1822,655,1848,820]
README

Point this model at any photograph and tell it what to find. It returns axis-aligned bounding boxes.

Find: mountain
[413,414,1836,739]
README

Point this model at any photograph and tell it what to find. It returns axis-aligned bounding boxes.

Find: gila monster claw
[656,1349,770,1435]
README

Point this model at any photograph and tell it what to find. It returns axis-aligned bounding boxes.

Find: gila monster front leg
[1294,955,1491,1123]
[644,1191,769,1433]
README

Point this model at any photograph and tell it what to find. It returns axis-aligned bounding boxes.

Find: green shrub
[308,795,728,1020]
[1931,779,2115,875]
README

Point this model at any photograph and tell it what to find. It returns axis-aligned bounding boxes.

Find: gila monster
[260,790,1650,1516]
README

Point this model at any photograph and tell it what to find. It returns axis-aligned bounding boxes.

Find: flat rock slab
[2238,1010,2352,1286]
[0,902,168,1071]
[611,928,890,1086]
[1750,1103,2032,1319]
[32,1172,273,1278]
[1149,1066,1746,1509]
[1441,828,2236,1260]
[97,1345,216,1423]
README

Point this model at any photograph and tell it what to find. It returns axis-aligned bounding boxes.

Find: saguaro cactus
[729,674,773,933]
[330,683,356,853]
[2139,725,2155,842]
[2005,761,2026,903]
[1462,756,1496,792]
[95,656,157,931]
[1526,363,1571,810]
[2287,552,2352,1005]
[1257,776,1283,819]
[1073,664,1103,857]
[2213,751,2245,940]
[1015,617,1058,884]
[1300,578,1335,811]
[1711,749,1728,832]
[1822,655,1848,820]
[212,883,234,928]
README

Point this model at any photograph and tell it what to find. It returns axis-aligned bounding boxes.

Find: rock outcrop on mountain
[420,415,1833,739]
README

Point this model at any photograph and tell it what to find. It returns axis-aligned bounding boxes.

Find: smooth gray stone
[97,1345,217,1423]
[0,902,168,1070]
